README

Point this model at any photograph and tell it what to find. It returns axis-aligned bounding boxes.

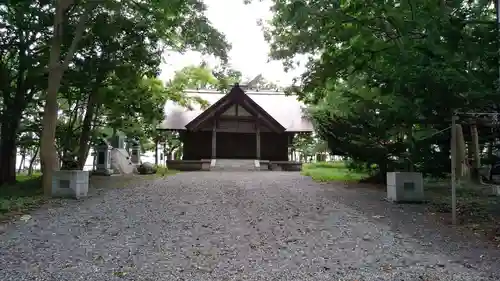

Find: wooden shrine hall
[158,84,313,171]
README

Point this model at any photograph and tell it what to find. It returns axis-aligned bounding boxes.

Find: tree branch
[61,4,96,70]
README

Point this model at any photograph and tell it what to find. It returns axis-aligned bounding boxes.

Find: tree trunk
[0,7,32,185]
[28,146,39,176]
[470,123,481,183]
[77,90,99,169]
[41,68,63,195]
[0,136,17,185]
[41,1,66,195]
[41,0,91,195]
[17,151,26,174]
[406,126,414,172]
[454,124,467,180]
[0,118,21,185]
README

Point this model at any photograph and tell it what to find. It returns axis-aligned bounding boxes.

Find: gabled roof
[159,86,314,132]
[186,85,285,132]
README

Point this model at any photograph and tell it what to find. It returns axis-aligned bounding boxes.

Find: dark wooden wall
[216,132,256,159]
[261,132,289,161]
[182,131,212,160]
[182,130,290,161]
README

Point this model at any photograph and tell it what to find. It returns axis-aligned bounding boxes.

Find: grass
[134,165,180,179]
[301,161,368,182]
[0,173,44,219]
[154,165,180,176]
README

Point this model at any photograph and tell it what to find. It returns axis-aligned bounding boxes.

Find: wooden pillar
[287,133,291,161]
[211,120,217,159]
[154,138,159,165]
[256,118,261,159]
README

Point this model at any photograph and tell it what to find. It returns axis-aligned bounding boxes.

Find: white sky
[159,0,306,86]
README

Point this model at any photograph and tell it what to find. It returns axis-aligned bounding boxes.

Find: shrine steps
[211,159,260,171]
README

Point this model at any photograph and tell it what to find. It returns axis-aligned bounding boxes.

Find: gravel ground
[0,171,499,281]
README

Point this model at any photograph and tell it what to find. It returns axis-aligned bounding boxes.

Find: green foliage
[291,133,330,161]
[0,0,231,183]
[212,66,243,90]
[163,65,225,110]
[264,0,500,181]
[291,133,315,160]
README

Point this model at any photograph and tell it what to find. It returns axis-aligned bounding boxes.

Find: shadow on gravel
[0,175,160,225]
[318,181,500,275]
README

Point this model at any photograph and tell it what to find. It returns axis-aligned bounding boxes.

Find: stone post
[386,172,424,202]
[130,143,141,166]
[94,142,113,176]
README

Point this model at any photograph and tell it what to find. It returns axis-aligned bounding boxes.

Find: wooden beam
[218,115,256,121]
[211,119,217,159]
[256,118,261,159]
[190,99,232,130]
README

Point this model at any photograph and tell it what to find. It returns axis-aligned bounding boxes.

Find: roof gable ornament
[238,74,262,91]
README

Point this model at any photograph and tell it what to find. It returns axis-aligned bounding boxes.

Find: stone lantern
[129,139,141,166]
[93,139,113,176]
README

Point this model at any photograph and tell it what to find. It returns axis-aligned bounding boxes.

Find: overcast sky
[158,0,306,86]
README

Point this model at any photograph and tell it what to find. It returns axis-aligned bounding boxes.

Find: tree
[291,133,315,162]
[0,0,230,191]
[0,1,52,185]
[40,0,94,194]
[212,66,243,90]
[168,65,219,90]
[262,0,499,182]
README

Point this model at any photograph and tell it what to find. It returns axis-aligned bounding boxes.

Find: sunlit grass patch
[301,161,368,182]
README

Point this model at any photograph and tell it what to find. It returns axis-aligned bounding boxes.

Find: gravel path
[1,172,499,281]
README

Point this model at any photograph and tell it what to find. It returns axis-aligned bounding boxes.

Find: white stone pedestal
[386,172,424,203]
[52,170,89,199]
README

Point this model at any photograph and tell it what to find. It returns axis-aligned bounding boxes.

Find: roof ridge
[184,91,288,96]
